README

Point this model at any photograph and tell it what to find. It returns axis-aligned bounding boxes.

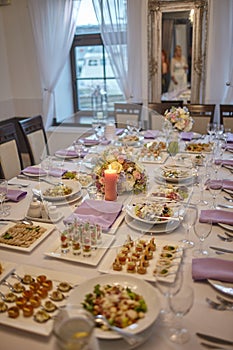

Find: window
[70,0,125,123]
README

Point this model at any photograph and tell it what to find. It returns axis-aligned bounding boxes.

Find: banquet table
[1,132,233,350]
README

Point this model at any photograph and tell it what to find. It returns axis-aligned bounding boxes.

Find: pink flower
[133,170,141,180]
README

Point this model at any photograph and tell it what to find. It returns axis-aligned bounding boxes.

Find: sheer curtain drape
[92,0,143,102]
[28,0,80,130]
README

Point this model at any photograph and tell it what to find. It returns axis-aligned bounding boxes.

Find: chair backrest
[185,104,215,134]
[0,123,23,180]
[220,104,233,130]
[148,101,183,116]
[18,115,49,165]
[114,103,142,128]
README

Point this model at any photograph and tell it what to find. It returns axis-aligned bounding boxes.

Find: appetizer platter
[0,222,54,252]
[185,142,213,153]
[116,134,144,146]
[62,171,93,188]
[69,274,160,340]
[98,237,183,283]
[149,184,190,202]
[44,234,115,266]
[0,264,85,336]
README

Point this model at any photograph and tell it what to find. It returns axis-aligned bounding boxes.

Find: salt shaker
[27,198,41,218]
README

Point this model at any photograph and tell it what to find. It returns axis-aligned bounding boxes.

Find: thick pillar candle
[104,168,117,201]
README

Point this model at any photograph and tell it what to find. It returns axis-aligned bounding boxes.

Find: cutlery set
[196,332,233,348]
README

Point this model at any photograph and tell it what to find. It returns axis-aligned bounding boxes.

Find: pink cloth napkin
[227,133,233,143]
[22,166,46,176]
[55,149,88,158]
[6,189,27,202]
[64,199,123,230]
[180,132,193,141]
[221,159,233,166]
[144,130,159,139]
[199,209,233,225]
[206,179,233,191]
[79,139,99,146]
[225,144,233,151]
[49,168,67,177]
[192,258,233,282]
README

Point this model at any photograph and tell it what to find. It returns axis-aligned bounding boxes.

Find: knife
[217,204,233,209]
[196,332,233,346]
[210,246,233,254]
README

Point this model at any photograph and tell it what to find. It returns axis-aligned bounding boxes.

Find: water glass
[179,204,198,248]
[193,219,212,257]
[208,178,223,209]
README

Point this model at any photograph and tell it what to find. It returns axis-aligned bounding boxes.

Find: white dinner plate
[37,180,82,201]
[125,213,180,234]
[218,223,233,234]
[68,274,160,340]
[44,234,115,266]
[0,221,55,253]
[208,279,233,296]
[0,264,85,336]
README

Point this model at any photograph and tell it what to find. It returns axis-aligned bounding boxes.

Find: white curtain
[92,0,143,102]
[28,0,80,130]
[205,0,233,117]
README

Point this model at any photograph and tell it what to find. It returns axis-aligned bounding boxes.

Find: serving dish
[118,135,144,146]
[0,264,85,336]
[44,234,115,266]
[68,274,160,340]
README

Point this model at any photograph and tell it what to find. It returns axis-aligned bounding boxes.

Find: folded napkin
[100,139,111,145]
[225,144,233,151]
[115,128,124,135]
[48,168,67,177]
[206,179,233,190]
[220,159,233,166]
[6,189,27,202]
[192,258,233,282]
[144,130,160,139]
[227,133,233,143]
[55,149,88,158]
[22,166,46,176]
[64,199,123,230]
[199,209,233,225]
[180,131,193,141]
[79,138,99,146]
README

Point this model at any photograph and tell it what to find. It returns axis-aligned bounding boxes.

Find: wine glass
[168,284,194,344]
[73,139,84,171]
[193,219,212,257]
[41,156,53,179]
[206,122,217,141]
[197,168,208,206]
[0,179,9,216]
[208,177,223,209]
[179,203,198,248]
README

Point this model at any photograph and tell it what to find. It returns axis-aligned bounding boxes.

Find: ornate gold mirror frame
[148,0,208,103]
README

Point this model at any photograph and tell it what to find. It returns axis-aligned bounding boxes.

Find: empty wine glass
[73,139,84,171]
[206,122,217,141]
[179,203,198,248]
[198,168,208,206]
[0,179,9,216]
[208,177,223,209]
[41,156,53,179]
[193,219,212,257]
[168,284,194,344]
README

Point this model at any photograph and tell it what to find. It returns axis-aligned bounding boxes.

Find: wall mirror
[148,0,208,103]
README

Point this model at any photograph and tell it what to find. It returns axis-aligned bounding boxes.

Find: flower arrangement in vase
[164,106,194,132]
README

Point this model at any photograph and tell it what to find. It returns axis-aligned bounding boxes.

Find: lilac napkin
[55,149,88,158]
[180,132,193,141]
[22,166,46,176]
[79,139,99,146]
[225,144,233,151]
[227,133,233,143]
[199,209,233,225]
[220,159,233,166]
[64,199,123,230]
[192,258,233,282]
[100,139,111,145]
[144,130,159,139]
[48,168,67,177]
[206,179,233,191]
[116,128,124,135]
[6,189,27,202]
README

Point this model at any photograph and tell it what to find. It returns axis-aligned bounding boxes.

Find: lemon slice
[72,331,89,339]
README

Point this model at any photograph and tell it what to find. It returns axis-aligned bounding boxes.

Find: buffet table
[0,132,233,350]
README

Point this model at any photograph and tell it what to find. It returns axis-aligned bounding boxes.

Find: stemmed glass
[41,156,53,179]
[0,179,9,216]
[208,177,223,209]
[198,168,208,206]
[168,284,194,344]
[206,122,217,141]
[73,139,84,171]
[193,219,212,257]
[179,204,198,249]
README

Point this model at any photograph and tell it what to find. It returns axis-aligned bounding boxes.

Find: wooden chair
[0,123,23,180]
[114,103,142,128]
[220,104,233,130]
[184,104,216,134]
[148,101,183,130]
[18,115,49,165]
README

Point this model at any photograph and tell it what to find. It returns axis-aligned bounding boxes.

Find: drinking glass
[208,178,223,209]
[206,122,217,141]
[73,139,84,171]
[193,219,212,257]
[0,179,9,216]
[179,204,198,248]
[168,285,194,344]
[41,156,53,179]
[197,168,208,206]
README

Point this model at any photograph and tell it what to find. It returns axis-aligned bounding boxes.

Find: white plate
[125,213,180,234]
[208,279,233,296]
[218,223,233,234]
[148,183,190,202]
[98,238,183,283]
[0,264,85,336]
[44,234,115,266]
[68,274,160,340]
[0,222,55,252]
[32,189,84,207]
[25,212,64,224]
[37,180,82,201]
[125,200,177,225]
[155,167,194,184]
[0,260,16,282]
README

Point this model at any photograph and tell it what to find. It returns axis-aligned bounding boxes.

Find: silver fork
[216,295,233,307]
[217,234,233,242]
[206,297,233,311]
[224,196,233,202]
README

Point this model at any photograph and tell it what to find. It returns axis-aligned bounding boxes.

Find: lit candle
[104,167,117,201]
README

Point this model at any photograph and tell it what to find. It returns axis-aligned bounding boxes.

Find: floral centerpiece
[93,147,147,194]
[164,106,193,132]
